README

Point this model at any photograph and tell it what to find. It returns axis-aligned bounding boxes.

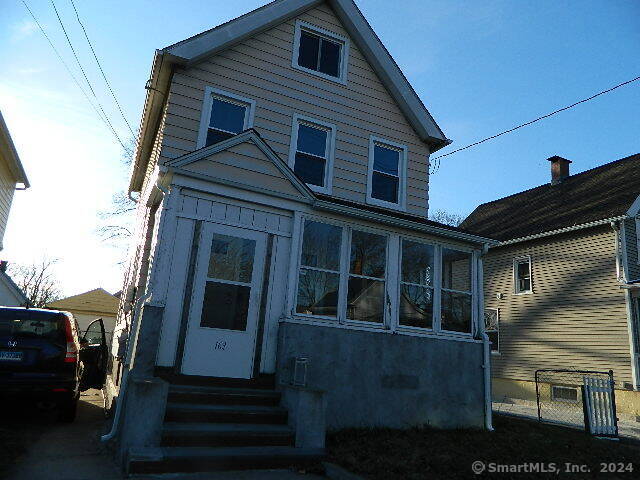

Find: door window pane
[399,284,433,329]
[347,278,384,323]
[441,291,472,333]
[207,234,256,283]
[442,248,472,292]
[200,281,250,331]
[296,270,340,317]
[350,230,386,278]
[401,241,434,286]
[301,221,342,270]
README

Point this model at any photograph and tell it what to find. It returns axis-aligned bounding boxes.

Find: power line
[429,75,640,174]
[47,0,131,153]
[21,1,116,140]
[67,0,136,139]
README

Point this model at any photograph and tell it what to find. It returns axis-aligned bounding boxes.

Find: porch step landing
[128,378,324,475]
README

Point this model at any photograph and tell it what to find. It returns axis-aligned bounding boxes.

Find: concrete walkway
[493,399,640,441]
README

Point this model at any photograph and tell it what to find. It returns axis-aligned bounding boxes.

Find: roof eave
[0,111,30,189]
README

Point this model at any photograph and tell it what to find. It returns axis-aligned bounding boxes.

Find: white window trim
[290,215,478,339]
[196,87,257,149]
[292,20,350,85]
[287,114,336,195]
[513,255,533,295]
[484,307,500,355]
[366,136,408,211]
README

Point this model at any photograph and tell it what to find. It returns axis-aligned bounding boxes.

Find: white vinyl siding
[153,4,431,216]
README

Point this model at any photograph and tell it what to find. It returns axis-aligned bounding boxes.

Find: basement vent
[292,356,308,387]
[551,385,579,403]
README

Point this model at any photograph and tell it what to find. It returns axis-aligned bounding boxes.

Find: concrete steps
[128,446,324,475]
[127,375,324,475]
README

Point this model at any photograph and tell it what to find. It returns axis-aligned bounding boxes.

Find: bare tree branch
[429,209,465,227]
[8,258,62,307]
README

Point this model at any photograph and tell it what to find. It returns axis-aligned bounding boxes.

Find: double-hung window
[399,240,435,329]
[367,137,407,209]
[289,116,335,193]
[347,230,387,323]
[198,88,255,148]
[441,248,473,333]
[514,256,532,294]
[293,21,348,83]
[296,219,388,324]
[296,221,342,318]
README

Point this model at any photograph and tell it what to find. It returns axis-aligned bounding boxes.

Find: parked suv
[0,307,107,422]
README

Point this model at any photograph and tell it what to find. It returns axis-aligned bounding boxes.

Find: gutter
[497,215,627,246]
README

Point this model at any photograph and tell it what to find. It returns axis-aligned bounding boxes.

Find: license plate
[0,350,23,362]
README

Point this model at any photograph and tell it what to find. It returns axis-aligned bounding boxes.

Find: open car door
[79,318,107,391]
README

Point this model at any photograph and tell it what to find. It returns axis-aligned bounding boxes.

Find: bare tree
[8,258,62,307]
[429,209,465,227]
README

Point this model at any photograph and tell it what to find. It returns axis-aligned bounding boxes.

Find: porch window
[441,248,473,333]
[347,230,387,323]
[399,240,435,329]
[290,115,335,193]
[514,256,532,294]
[367,137,407,209]
[295,221,342,318]
[197,87,256,149]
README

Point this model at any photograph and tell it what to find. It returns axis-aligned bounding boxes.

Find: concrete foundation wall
[276,322,485,430]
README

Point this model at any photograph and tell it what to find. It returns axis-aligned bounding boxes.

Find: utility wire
[67,0,136,139]
[47,0,131,153]
[430,75,640,174]
[21,2,114,137]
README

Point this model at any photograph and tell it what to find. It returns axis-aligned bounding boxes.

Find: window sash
[367,137,406,209]
[294,218,477,337]
[514,257,532,293]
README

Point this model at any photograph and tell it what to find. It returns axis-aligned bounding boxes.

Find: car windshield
[0,310,66,344]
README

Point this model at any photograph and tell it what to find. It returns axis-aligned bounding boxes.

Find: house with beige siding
[0,111,29,307]
[104,0,498,475]
[462,153,640,418]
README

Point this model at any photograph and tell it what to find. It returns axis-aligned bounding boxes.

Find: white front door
[181,223,267,378]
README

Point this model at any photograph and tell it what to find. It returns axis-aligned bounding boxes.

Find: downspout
[478,243,494,431]
[100,290,152,443]
[101,175,169,443]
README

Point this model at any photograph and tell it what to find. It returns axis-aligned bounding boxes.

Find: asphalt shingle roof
[460,153,640,242]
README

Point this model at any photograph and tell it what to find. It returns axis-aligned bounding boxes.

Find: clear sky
[0,0,639,296]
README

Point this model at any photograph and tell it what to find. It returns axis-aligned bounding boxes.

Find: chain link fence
[535,369,618,437]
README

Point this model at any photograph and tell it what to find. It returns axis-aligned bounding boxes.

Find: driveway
[1,389,122,480]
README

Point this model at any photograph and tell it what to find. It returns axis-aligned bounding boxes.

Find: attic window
[197,87,256,149]
[293,21,349,83]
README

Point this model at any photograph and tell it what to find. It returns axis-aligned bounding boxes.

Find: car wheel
[58,394,79,423]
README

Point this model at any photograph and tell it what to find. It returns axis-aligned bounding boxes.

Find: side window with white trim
[514,256,532,294]
[290,116,335,193]
[198,88,255,148]
[367,137,407,209]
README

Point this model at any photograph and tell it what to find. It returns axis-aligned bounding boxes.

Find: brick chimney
[547,156,572,185]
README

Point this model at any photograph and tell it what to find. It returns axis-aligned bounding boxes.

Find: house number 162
[214,341,227,350]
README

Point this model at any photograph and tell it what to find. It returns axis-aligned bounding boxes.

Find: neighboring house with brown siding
[462,153,640,416]
[105,0,498,474]
[0,111,29,307]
